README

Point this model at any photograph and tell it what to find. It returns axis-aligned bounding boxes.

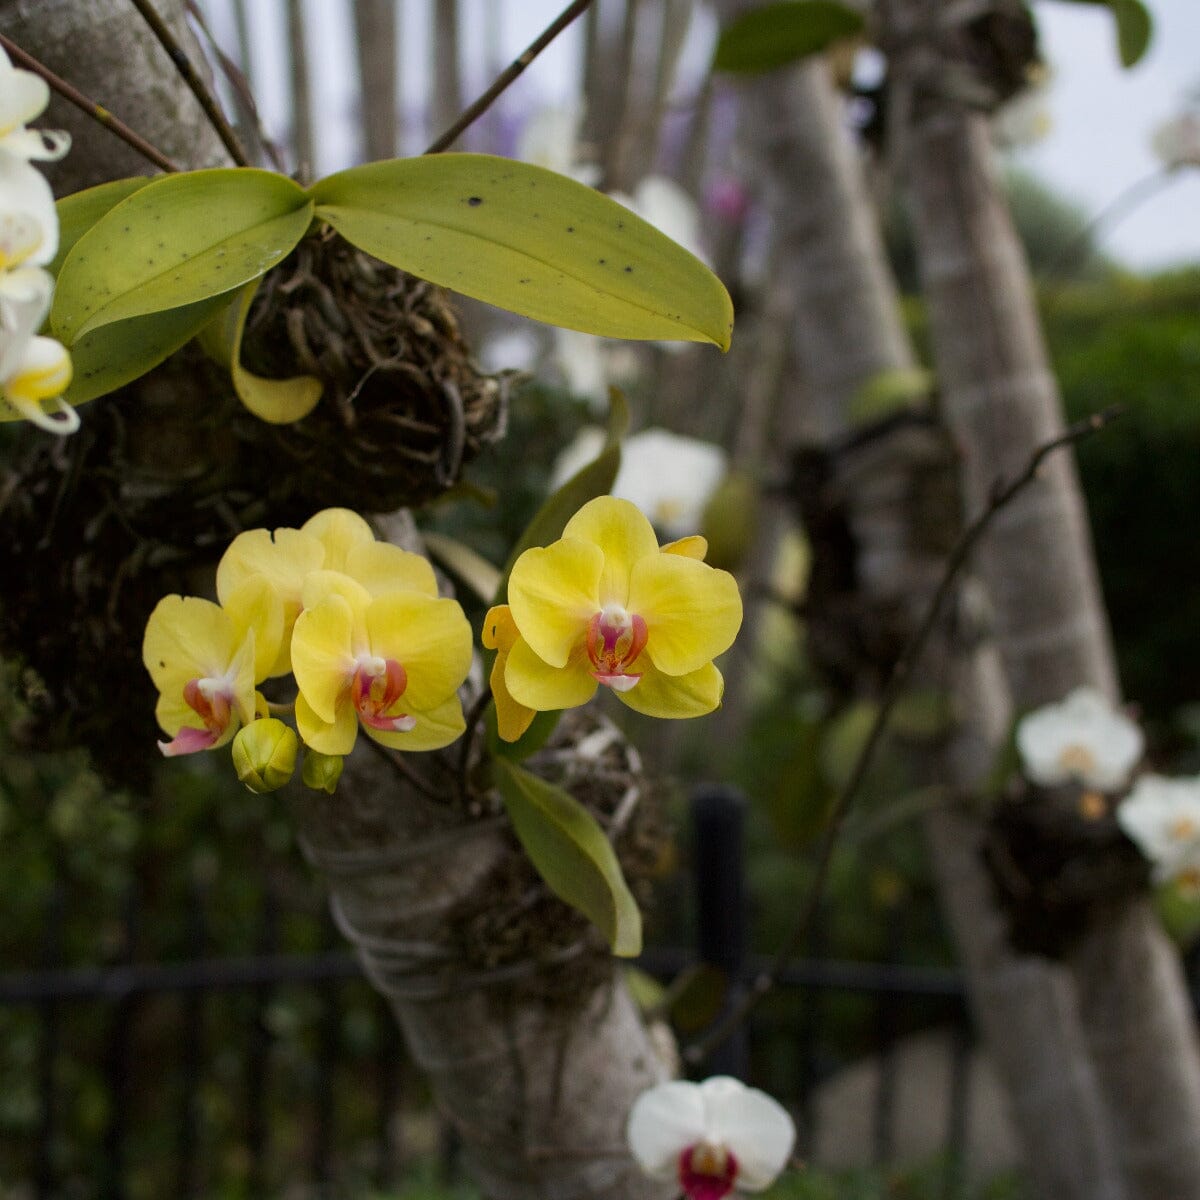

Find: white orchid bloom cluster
[1150,110,1200,171]
[552,426,728,541]
[0,44,74,434]
[1117,775,1200,890]
[627,1076,795,1200]
[1015,687,1144,794]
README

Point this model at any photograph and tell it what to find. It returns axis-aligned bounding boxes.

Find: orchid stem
[683,406,1125,1068]
[128,0,251,167]
[0,33,179,172]
[424,0,595,154]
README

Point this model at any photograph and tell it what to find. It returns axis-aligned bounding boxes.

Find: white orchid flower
[0,44,69,163]
[551,427,728,540]
[1151,111,1200,171]
[626,1076,795,1199]
[0,149,59,268]
[1015,687,1144,792]
[0,265,75,433]
[1118,775,1200,886]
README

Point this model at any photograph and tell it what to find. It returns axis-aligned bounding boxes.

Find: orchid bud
[302,749,343,794]
[231,718,298,793]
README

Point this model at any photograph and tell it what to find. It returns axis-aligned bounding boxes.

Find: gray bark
[0,0,228,189]
[891,2,1200,1194]
[286,0,315,178]
[352,0,399,162]
[712,11,1124,1194]
[4,5,674,1194]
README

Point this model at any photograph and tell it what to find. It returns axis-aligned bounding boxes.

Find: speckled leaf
[62,293,230,407]
[714,1,865,73]
[494,758,642,957]
[50,176,153,278]
[310,155,733,348]
[51,168,313,342]
[203,277,322,424]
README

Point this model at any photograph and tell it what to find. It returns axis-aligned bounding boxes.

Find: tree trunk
[352,0,398,162]
[3,5,673,1194]
[712,13,1124,1194]
[890,2,1200,1194]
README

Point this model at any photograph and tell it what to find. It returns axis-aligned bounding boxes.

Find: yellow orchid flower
[483,604,537,743]
[291,571,471,756]
[216,509,438,676]
[495,497,741,737]
[142,579,284,757]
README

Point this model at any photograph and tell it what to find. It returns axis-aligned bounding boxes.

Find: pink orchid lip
[586,606,648,691]
[352,656,417,733]
[679,1141,738,1200]
[158,676,233,757]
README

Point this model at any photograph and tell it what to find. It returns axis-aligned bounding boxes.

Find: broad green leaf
[714,1,865,74]
[61,293,230,407]
[493,758,642,957]
[203,278,322,424]
[50,177,153,278]
[310,155,733,349]
[422,531,502,601]
[52,168,313,342]
[494,388,629,603]
[1051,0,1152,67]
[1111,0,1152,67]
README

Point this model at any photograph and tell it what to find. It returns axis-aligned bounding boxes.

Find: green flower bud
[231,718,298,793]
[302,749,343,795]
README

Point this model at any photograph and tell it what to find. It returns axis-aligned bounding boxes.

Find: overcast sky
[206,0,1200,271]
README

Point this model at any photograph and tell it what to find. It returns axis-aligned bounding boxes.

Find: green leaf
[1051,0,1152,67]
[1111,0,1152,66]
[203,278,323,424]
[310,155,733,349]
[52,168,313,342]
[714,1,865,74]
[493,388,629,604]
[487,705,561,765]
[421,531,502,601]
[63,293,231,406]
[493,758,642,956]
[50,177,153,278]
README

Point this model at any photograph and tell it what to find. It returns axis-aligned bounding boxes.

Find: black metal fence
[1,787,978,1198]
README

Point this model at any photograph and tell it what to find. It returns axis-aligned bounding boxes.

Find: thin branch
[683,405,1124,1067]
[0,34,179,173]
[362,735,447,805]
[128,0,250,167]
[457,690,493,803]
[424,0,595,155]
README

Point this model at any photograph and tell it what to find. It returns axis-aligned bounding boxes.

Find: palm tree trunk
[711,11,1124,1192]
[890,1,1200,1193]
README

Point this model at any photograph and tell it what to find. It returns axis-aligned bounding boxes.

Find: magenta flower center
[585,604,648,692]
[352,656,416,733]
[679,1140,738,1200]
[159,676,234,757]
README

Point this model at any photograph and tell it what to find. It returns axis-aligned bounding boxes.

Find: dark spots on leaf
[122,225,130,233]
[617,221,625,230]
[424,235,432,242]
[566,226,575,233]
[598,258,606,265]
[624,265,633,273]
[519,278,530,284]
[467,196,483,206]
[159,660,165,669]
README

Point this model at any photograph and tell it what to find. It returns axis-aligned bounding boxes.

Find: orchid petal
[221,575,285,684]
[562,496,659,607]
[366,693,466,752]
[296,688,359,756]
[617,661,723,720]
[300,568,372,618]
[301,507,375,571]
[345,539,439,598]
[364,592,472,710]
[505,636,597,712]
[700,1077,795,1191]
[0,65,49,136]
[508,537,603,668]
[0,127,70,162]
[143,595,236,689]
[292,595,356,724]
[662,535,708,560]
[627,553,741,676]
[626,1081,708,1178]
[0,149,57,264]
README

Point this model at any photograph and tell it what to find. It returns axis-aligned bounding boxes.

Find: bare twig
[683,405,1124,1067]
[362,735,447,805]
[0,34,179,172]
[457,690,493,802]
[424,0,595,155]
[128,0,250,166]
